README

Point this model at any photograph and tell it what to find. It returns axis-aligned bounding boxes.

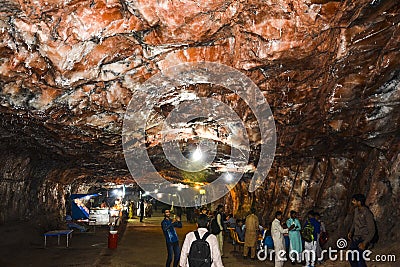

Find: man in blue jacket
[303,211,320,267]
[161,208,182,267]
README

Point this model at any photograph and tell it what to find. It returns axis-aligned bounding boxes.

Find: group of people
[269,209,324,267]
[160,193,377,267]
[268,194,376,267]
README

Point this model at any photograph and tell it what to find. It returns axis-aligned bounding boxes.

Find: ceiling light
[192,147,203,161]
[225,173,233,182]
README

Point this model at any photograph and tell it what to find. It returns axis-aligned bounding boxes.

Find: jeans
[166,241,180,267]
[349,238,367,267]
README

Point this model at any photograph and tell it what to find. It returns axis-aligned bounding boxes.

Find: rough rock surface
[0,0,399,242]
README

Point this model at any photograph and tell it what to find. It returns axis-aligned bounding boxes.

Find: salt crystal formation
[0,0,399,242]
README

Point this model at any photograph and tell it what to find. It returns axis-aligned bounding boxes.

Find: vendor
[112,198,123,225]
[100,200,109,208]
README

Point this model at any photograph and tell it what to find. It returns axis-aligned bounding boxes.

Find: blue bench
[44,230,74,247]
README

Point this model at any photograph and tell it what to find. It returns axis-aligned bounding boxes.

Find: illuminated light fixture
[113,189,122,196]
[156,193,163,199]
[154,189,159,193]
[192,147,202,161]
[225,173,233,182]
[199,189,206,195]
[195,185,200,190]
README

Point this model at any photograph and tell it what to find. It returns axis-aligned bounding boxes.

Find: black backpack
[209,217,221,235]
[188,231,212,267]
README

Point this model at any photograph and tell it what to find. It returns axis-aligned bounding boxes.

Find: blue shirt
[161,218,182,243]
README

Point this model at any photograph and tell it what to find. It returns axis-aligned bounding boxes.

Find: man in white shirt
[272,211,294,267]
[179,214,224,267]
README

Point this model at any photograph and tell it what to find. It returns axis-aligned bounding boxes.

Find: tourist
[235,219,245,242]
[243,207,259,260]
[272,211,294,267]
[162,208,182,267]
[179,214,224,267]
[303,211,320,267]
[212,204,224,257]
[348,194,376,267]
[139,198,145,222]
[286,210,302,264]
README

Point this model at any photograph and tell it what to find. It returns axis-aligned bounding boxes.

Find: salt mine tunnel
[0,0,399,266]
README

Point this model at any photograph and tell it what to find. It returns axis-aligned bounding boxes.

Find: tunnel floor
[0,211,395,266]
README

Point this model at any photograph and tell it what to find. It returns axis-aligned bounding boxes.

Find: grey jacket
[350,206,375,244]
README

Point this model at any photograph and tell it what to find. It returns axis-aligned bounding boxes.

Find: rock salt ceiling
[0,0,399,235]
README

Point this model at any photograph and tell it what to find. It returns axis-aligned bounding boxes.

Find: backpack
[319,231,329,247]
[188,231,212,267]
[209,217,221,235]
[301,220,314,242]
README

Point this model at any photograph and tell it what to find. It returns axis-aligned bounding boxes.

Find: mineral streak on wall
[0,0,399,242]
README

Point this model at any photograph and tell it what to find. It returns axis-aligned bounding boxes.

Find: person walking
[162,208,183,267]
[179,214,224,267]
[243,207,260,260]
[272,211,294,267]
[348,194,376,267]
[286,210,302,264]
[215,204,225,257]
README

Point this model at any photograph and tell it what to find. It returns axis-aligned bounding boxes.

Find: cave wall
[0,149,95,229]
[226,147,400,244]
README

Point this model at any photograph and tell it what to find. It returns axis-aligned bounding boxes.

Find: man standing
[179,214,224,267]
[286,210,302,264]
[315,212,327,263]
[348,194,376,267]
[303,211,320,267]
[272,211,294,267]
[243,207,260,260]
[139,199,145,222]
[162,208,183,267]
[215,204,225,257]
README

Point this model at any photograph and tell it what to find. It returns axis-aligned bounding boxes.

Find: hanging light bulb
[225,173,233,182]
[192,147,202,161]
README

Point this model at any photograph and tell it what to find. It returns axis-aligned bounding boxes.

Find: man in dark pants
[348,194,376,267]
[139,199,145,222]
[161,208,182,267]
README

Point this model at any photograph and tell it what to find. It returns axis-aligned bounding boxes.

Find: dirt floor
[0,211,398,267]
